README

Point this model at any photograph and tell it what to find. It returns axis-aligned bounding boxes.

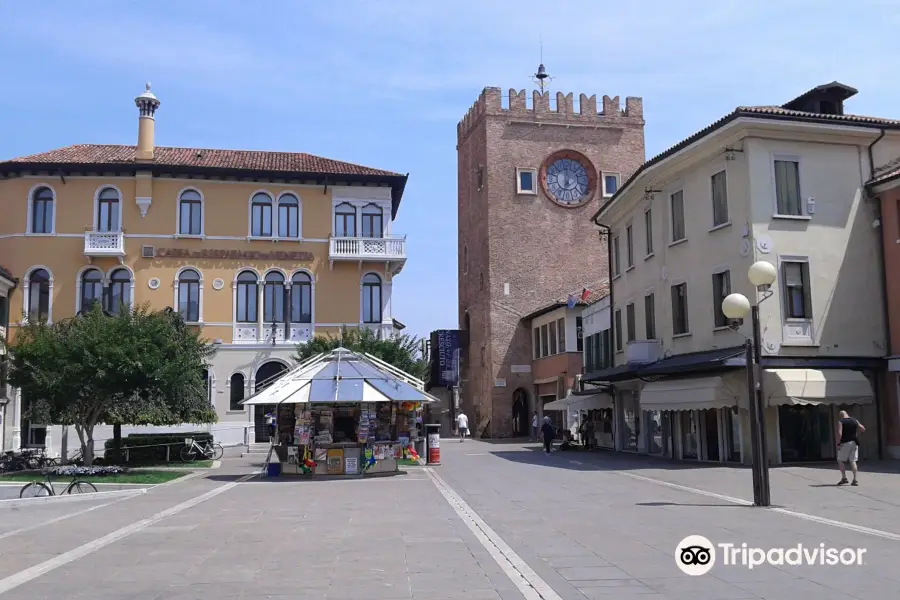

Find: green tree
[296,328,427,380]
[6,303,216,466]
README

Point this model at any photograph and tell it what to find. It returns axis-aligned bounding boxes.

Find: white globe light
[721,293,751,320]
[748,261,777,288]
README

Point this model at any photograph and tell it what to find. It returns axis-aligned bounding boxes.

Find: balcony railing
[84,231,125,258]
[329,236,407,261]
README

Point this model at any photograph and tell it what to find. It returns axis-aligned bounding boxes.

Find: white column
[231,281,238,341]
[11,388,21,449]
[257,284,264,341]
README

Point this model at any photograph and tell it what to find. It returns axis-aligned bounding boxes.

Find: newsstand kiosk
[425,424,441,465]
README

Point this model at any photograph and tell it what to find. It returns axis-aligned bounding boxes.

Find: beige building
[590,82,900,464]
[0,84,409,454]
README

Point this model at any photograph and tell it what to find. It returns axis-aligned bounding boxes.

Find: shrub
[103,432,213,463]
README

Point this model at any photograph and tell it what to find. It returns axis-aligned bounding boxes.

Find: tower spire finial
[532,35,552,94]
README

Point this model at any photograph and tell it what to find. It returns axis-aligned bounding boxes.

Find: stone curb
[0,487,147,508]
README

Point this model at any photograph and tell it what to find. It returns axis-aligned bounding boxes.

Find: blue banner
[434,329,461,388]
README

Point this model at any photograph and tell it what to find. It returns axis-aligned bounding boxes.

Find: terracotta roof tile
[867,156,900,187]
[4,144,403,178]
[0,265,16,284]
[523,281,611,321]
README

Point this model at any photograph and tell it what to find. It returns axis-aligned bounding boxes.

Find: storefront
[242,348,436,477]
[542,388,614,447]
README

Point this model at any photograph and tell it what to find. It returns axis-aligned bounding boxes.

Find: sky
[2,1,899,341]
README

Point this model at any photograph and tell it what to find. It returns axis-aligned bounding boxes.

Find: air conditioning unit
[141,245,156,259]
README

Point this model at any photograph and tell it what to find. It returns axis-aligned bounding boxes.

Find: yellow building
[0,84,409,453]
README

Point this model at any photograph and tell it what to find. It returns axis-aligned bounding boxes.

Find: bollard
[425,424,441,465]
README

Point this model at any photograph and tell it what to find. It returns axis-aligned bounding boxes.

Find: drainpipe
[867,128,888,460]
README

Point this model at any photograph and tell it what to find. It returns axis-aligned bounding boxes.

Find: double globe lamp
[720,260,778,507]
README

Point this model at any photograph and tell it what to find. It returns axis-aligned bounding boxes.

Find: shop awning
[544,393,613,411]
[241,348,439,406]
[639,374,745,412]
[764,369,874,406]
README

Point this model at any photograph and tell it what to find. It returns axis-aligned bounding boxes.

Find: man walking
[837,410,865,486]
[531,411,539,442]
[540,416,555,455]
[456,411,469,443]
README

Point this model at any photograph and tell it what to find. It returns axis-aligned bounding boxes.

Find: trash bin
[414,437,426,459]
[425,424,441,465]
[266,462,281,477]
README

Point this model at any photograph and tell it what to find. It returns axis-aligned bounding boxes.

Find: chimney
[134,82,160,161]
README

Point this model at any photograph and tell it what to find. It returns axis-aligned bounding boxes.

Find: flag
[580,287,591,302]
[566,295,577,309]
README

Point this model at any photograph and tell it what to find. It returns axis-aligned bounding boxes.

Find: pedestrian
[578,417,587,447]
[540,416,554,455]
[584,417,595,451]
[265,410,276,442]
[456,411,469,443]
[531,411,539,442]
[836,410,865,486]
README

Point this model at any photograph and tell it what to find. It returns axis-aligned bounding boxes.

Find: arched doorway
[512,388,529,438]
[253,361,289,443]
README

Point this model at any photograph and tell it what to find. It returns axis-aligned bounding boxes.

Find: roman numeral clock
[539,149,598,208]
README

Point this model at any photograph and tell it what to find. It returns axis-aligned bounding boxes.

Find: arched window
[31,187,54,234]
[80,269,103,313]
[27,269,50,322]
[201,368,210,404]
[277,194,299,238]
[107,268,131,314]
[362,273,382,323]
[361,203,383,238]
[97,187,121,232]
[250,193,273,237]
[236,271,258,323]
[334,202,356,237]
[229,373,246,411]
[290,272,312,323]
[178,190,202,235]
[263,271,285,323]
[178,269,201,322]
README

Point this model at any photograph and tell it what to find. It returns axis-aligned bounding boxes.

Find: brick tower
[457,86,645,438]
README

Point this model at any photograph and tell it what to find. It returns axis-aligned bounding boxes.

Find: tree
[6,303,216,466]
[296,328,427,380]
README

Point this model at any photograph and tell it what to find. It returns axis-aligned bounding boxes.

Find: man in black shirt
[836,410,866,486]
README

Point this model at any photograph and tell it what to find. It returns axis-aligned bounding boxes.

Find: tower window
[516,168,537,195]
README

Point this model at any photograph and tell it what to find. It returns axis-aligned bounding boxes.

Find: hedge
[103,432,214,463]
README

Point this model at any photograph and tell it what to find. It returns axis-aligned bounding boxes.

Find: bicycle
[180,438,223,462]
[19,470,98,498]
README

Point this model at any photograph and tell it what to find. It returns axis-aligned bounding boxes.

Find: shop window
[680,411,698,459]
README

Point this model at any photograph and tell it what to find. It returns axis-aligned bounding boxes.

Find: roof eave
[521,302,567,323]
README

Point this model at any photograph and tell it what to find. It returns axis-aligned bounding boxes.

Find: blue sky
[2,1,898,341]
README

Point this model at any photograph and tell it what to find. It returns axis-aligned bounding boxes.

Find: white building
[589,82,900,464]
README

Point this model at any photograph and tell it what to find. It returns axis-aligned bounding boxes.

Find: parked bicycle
[180,438,224,462]
[67,448,104,466]
[19,470,98,498]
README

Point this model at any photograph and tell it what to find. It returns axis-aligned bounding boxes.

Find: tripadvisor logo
[675,535,866,576]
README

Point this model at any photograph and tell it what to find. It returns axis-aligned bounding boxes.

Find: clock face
[539,150,597,208]
[546,158,589,205]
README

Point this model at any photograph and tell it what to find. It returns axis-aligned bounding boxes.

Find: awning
[639,374,745,412]
[764,369,873,406]
[543,393,613,411]
[242,382,311,406]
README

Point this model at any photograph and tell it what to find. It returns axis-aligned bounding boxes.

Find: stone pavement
[0,444,896,599]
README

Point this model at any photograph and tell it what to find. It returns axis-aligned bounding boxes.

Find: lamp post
[721,260,778,507]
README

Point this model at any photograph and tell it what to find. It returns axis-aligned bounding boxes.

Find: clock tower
[456,85,645,438]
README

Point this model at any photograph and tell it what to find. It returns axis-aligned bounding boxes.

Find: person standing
[584,417,595,451]
[456,411,469,443]
[836,410,865,486]
[540,416,555,455]
[265,410,276,442]
[531,411,539,442]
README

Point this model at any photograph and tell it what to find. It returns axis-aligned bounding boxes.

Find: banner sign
[431,329,462,388]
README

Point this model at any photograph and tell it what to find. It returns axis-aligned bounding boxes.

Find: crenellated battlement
[457,87,643,141]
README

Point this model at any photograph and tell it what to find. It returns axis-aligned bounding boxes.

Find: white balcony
[84,231,125,259]
[232,324,313,345]
[329,236,407,274]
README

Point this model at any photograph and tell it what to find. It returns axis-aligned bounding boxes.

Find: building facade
[0,266,16,451]
[0,84,409,454]
[457,86,645,438]
[590,82,900,464]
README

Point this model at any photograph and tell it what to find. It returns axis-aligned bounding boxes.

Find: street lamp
[721,260,778,507]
